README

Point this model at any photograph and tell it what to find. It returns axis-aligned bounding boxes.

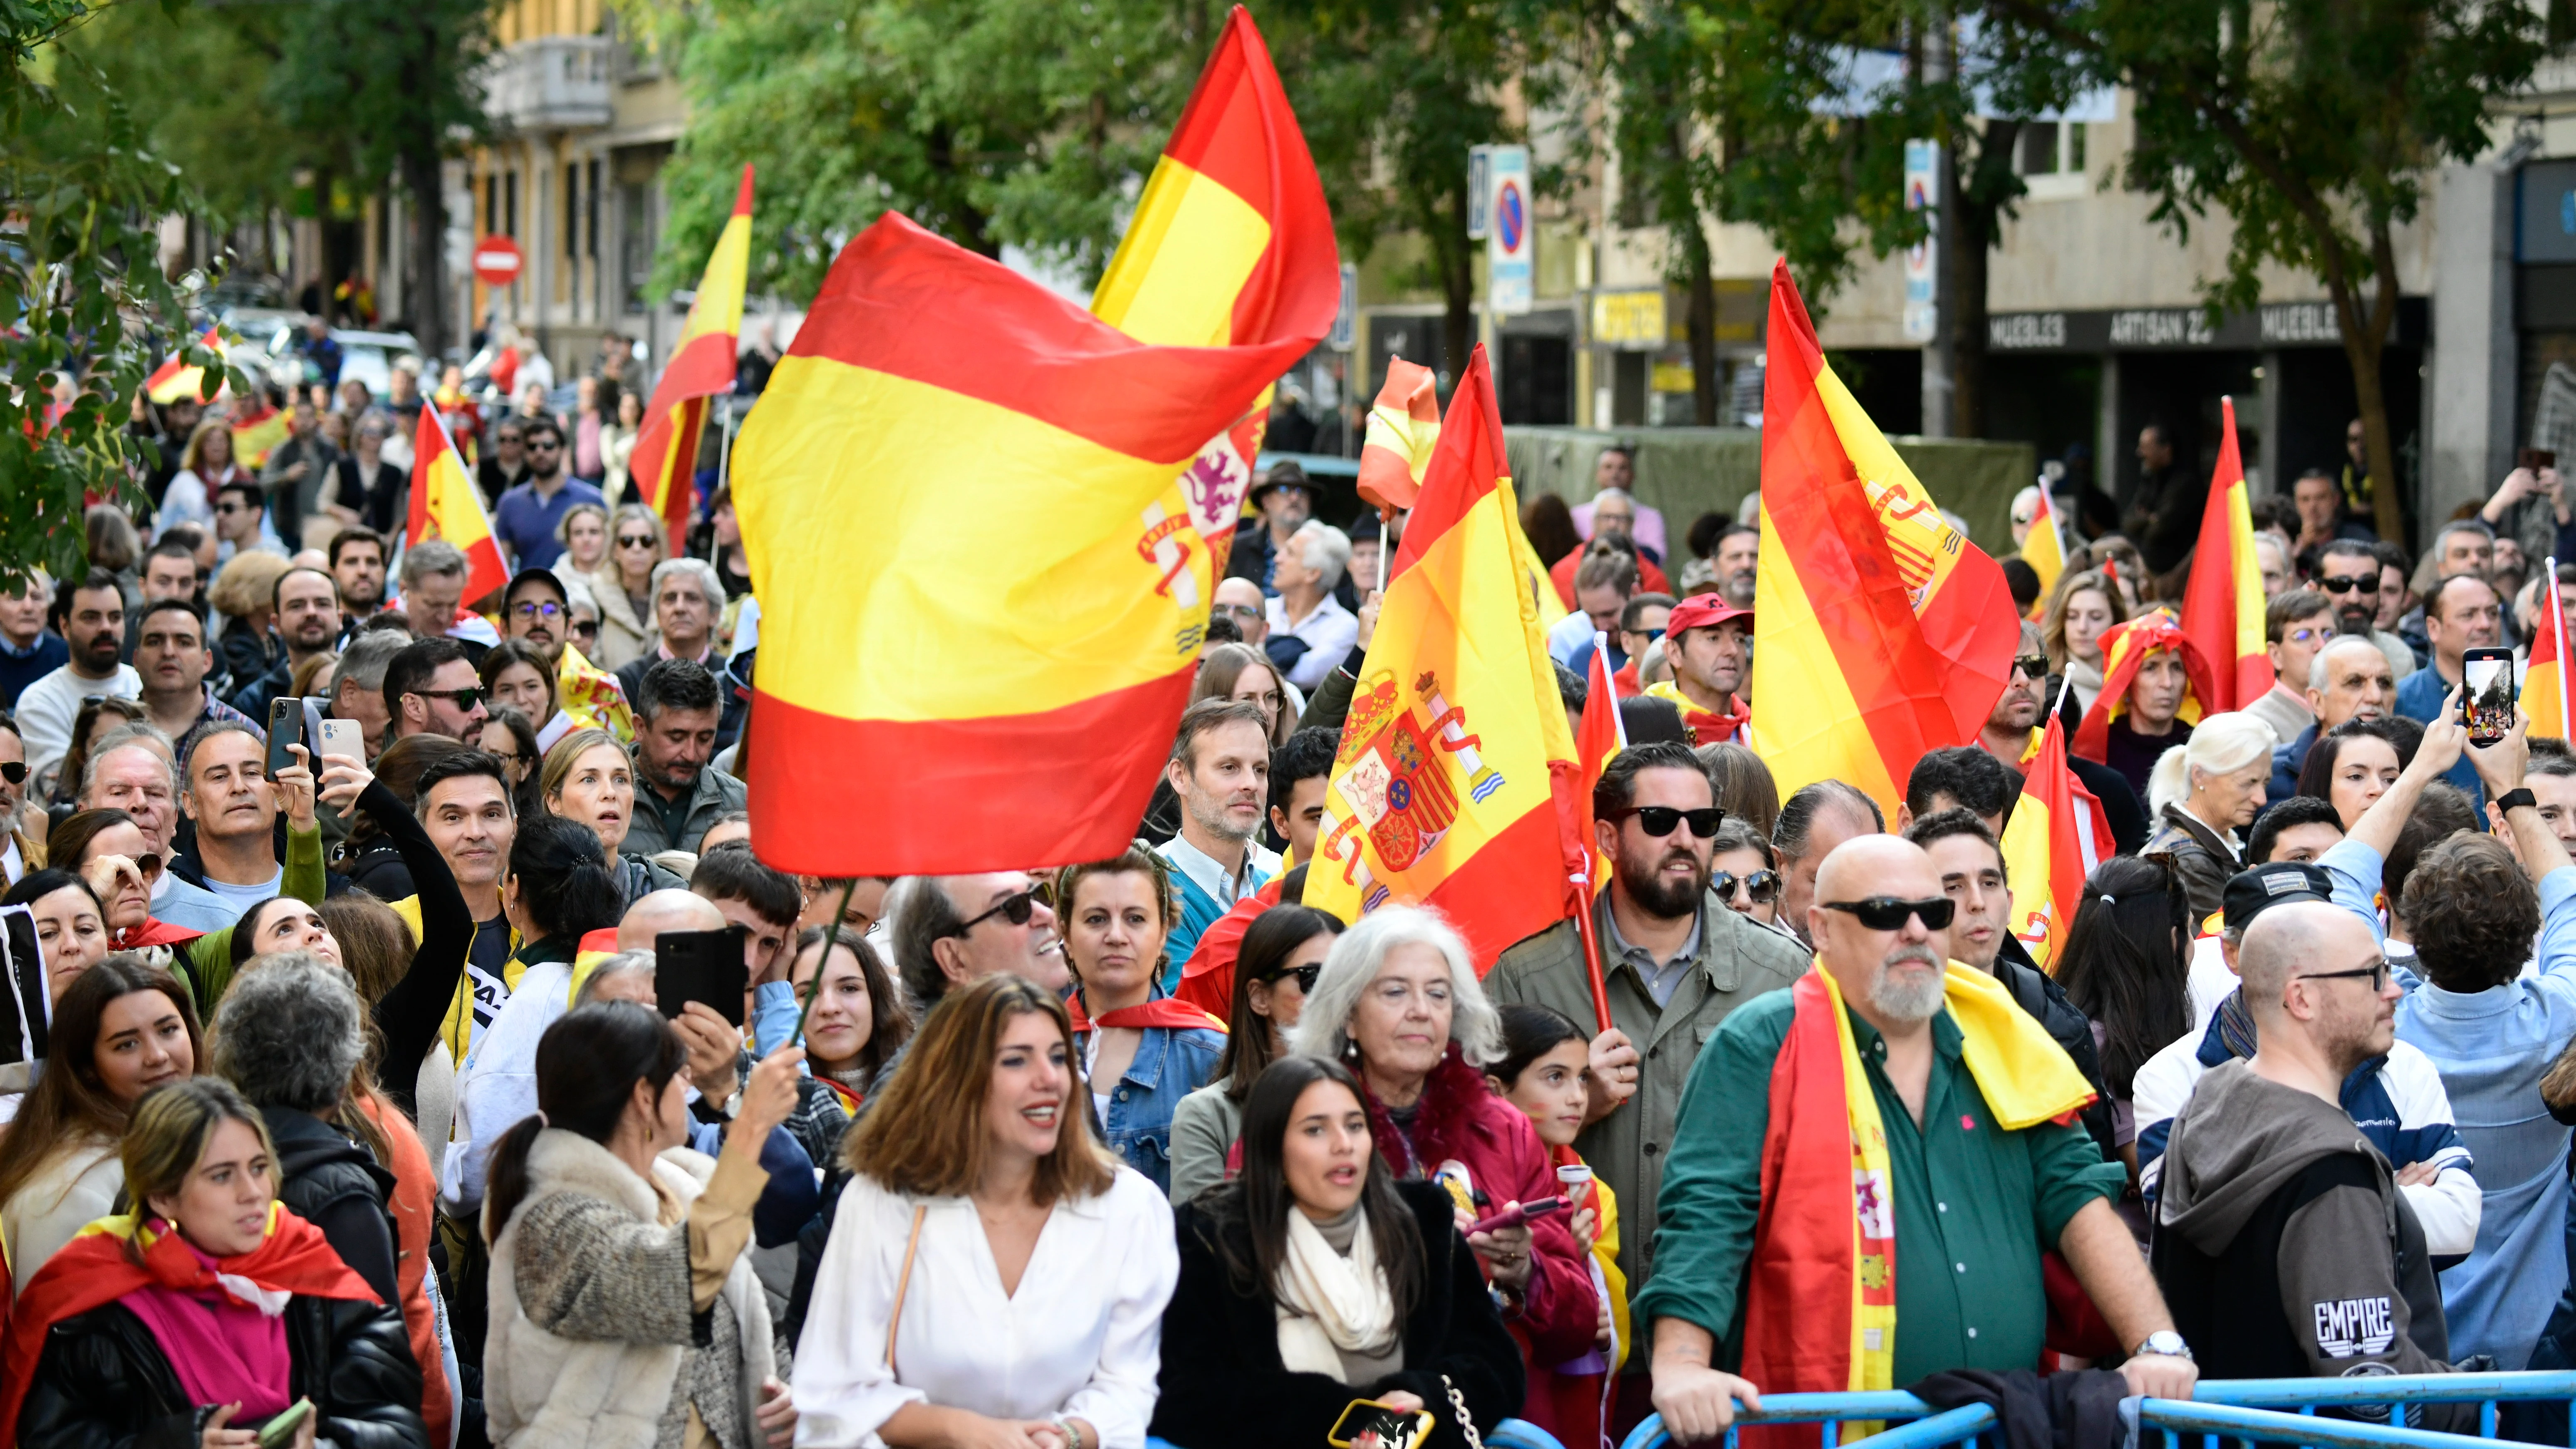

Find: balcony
[485,35,612,134]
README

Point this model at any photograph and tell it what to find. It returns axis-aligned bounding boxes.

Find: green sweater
[177,823,327,1008]
[1632,986,2125,1386]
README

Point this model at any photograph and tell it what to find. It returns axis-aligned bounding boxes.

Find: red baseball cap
[1663,593,1752,637]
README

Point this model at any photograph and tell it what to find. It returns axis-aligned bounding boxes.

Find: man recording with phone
[2395,572,2504,807]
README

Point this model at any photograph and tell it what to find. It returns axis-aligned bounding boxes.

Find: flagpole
[1574,630,1615,1037]
[2554,555,2567,738]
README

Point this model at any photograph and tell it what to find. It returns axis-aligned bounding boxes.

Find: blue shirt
[2392,667,2487,809]
[490,477,606,570]
[0,631,67,711]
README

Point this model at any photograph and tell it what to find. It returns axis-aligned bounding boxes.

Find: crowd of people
[0,394,2574,1449]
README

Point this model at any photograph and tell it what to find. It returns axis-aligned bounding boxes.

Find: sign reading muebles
[1985,299,2424,353]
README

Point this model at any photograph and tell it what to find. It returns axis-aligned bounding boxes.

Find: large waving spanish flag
[144,325,229,404]
[630,165,753,542]
[1998,696,2108,972]
[1305,349,1581,969]
[733,12,1333,877]
[2071,612,2216,763]
[407,403,508,604]
[2527,557,2569,740]
[1750,261,2020,818]
[2177,396,2267,711]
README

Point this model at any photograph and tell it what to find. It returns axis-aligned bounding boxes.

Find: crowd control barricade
[1149,1415,1567,1449]
[1614,1370,2576,1449]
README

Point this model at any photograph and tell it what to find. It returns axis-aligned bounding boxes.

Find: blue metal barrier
[1615,1370,2576,1449]
[1487,1419,1569,1449]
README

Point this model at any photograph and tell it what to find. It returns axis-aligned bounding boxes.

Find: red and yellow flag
[2070,612,2216,763]
[1575,631,1628,890]
[630,165,753,542]
[732,12,1333,877]
[1358,358,1442,513]
[144,326,228,404]
[407,403,508,605]
[1999,701,2097,971]
[1749,260,2020,819]
[1306,349,1579,970]
[2526,556,2569,739]
[230,401,290,471]
[2021,485,2066,614]
[543,641,636,746]
[2178,397,2267,711]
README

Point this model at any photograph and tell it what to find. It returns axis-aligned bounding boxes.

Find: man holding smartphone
[2395,572,2503,807]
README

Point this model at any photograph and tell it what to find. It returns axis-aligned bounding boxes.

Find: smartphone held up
[2462,646,2519,746]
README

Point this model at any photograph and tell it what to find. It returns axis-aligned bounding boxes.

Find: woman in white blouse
[795,972,1179,1449]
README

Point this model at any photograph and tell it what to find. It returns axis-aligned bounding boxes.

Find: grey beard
[1870,947,1948,1021]
[1185,791,1256,845]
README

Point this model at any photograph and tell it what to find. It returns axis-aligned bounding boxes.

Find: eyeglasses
[2286,625,2336,648]
[2297,957,2390,992]
[1713,868,1780,904]
[1625,626,1668,644]
[1214,603,1265,622]
[1240,691,1283,714]
[617,533,658,549]
[0,762,23,784]
[1258,962,1324,993]
[215,502,251,515]
[513,600,563,620]
[411,686,486,711]
[951,886,1040,936]
[1819,896,1956,931]
[2318,575,2380,595]
[1604,805,1725,838]
[2010,654,2051,681]
[527,441,562,453]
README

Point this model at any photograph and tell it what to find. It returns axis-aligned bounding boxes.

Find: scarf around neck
[1274,1204,1397,1376]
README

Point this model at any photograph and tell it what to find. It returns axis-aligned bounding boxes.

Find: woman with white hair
[2142,711,2279,921]
[1290,906,1599,1390]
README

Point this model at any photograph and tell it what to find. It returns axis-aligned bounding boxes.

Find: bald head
[617,887,728,953]
[2238,902,2373,1021]
[1811,836,1952,1026]
[2237,902,2392,1075]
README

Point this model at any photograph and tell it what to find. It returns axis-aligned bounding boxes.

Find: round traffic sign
[1496,180,1527,254]
[472,235,524,288]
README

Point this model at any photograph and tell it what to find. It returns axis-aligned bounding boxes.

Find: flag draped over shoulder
[2528,557,2569,740]
[2070,613,2215,763]
[630,165,753,542]
[1307,349,1580,970]
[2021,486,2066,613]
[407,404,508,604]
[2177,398,2267,711]
[1998,701,2104,972]
[733,8,1334,877]
[1750,260,2020,819]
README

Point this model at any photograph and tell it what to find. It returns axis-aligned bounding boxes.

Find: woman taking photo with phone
[481,1001,802,1449]
[795,973,1178,1449]
[1169,904,1340,1202]
[4,1077,427,1449]
[1151,1055,1523,1449]
[1055,845,1224,1193]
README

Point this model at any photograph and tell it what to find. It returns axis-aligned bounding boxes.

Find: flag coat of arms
[1305,348,1580,970]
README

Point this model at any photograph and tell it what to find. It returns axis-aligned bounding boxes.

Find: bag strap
[1442,1374,1484,1449]
[885,1202,927,1380]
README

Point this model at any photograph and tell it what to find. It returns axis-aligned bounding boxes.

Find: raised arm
[331,757,473,1108]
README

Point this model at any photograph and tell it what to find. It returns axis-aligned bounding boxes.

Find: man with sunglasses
[2151,899,2479,1420]
[491,418,605,572]
[1489,741,1807,1429]
[1972,622,2150,854]
[383,636,490,743]
[886,871,1068,1025]
[2309,539,2418,681]
[1641,834,2190,1444]
[474,418,530,508]
[0,712,34,884]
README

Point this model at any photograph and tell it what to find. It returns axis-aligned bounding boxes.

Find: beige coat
[585,564,659,674]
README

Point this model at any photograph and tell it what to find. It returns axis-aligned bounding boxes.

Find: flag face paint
[630,165,754,536]
[1305,349,1580,970]
[2178,397,2268,711]
[732,10,1334,879]
[1751,260,2020,819]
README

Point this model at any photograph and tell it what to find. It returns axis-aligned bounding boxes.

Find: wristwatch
[2498,788,2540,815]
[2133,1330,2193,1362]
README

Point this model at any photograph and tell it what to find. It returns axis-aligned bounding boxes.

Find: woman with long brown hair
[1191,643,1296,748]
[795,973,1177,1449]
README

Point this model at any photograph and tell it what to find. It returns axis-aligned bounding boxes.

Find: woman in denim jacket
[1059,844,1227,1194]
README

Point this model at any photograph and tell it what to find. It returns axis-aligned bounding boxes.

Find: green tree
[1982,0,2543,538]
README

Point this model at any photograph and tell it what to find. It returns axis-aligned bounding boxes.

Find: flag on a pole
[2526,556,2569,740]
[1088,6,1339,582]
[1358,359,1442,513]
[406,403,508,606]
[144,327,228,404]
[2021,484,2066,613]
[1306,348,1583,971]
[1999,689,2103,972]
[2070,613,2216,764]
[1564,633,1628,1030]
[629,165,753,543]
[2177,397,2268,711]
[731,11,1333,878]
[1749,260,2021,820]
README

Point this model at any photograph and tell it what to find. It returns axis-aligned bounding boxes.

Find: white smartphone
[316,717,364,762]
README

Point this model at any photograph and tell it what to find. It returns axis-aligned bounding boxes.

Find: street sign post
[1902,139,1939,344]
[1467,146,1493,240]
[473,235,525,289]
[1486,145,1532,318]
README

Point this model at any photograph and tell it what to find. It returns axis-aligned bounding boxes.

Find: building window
[567,166,581,258]
[585,160,601,259]
[2016,121,2087,178]
[621,181,652,315]
[505,171,519,238]
[484,174,498,235]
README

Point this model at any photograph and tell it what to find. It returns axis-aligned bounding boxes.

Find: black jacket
[18,1292,426,1449]
[1151,1181,1524,1449]
[263,1106,403,1309]
[1993,937,2120,1160]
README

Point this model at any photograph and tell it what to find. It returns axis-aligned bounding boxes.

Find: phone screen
[1329,1402,1430,1449]
[2464,651,2517,742]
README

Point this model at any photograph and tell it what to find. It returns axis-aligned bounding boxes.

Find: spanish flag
[144,326,228,404]
[733,11,1334,878]
[630,165,753,542]
[2071,612,2216,763]
[537,641,636,749]
[1998,694,2106,971]
[2177,397,2268,711]
[1750,260,2020,819]
[2527,556,2569,739]
[1575,632,1626,890]
[1359,358,1442,513]
[2020,483,2066,613]
[406,403,508,606]
[230,401,290,471]
[1306,348,1581,970]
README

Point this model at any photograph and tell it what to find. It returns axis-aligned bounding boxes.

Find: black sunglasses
[2010,654,2051,680]
[0,761,23,784]
[1713,868,1780,905]
[1605,805,1725,838]
[1820,896,1956,931]
[952,886,1040,935]
[1258,962,1323,993]
[412,686,486,711]
[617,533,659,548]
[2318,575,2380,595]
[2298,957,2390,992]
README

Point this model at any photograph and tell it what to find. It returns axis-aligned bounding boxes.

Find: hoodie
[2152,1060,2469,1429]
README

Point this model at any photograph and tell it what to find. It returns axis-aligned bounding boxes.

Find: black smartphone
[655,927,749,1028]
[1328,1400,1434,1449]
[266,695,307,778]
[0,904,47,1067]
[2524,448,2558,473]
[2462,646,2519,746]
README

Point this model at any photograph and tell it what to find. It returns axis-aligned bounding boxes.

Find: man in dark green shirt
[1638,834,2198,1442]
